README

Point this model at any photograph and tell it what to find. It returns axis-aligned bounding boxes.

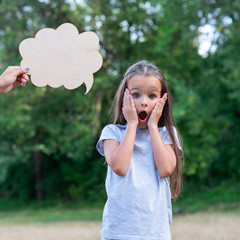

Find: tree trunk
[34,148,43,201]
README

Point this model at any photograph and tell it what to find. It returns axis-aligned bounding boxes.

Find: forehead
[128,75,162,92]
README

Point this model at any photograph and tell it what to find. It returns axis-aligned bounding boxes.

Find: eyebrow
[150,88,160,93]
[130,88,140,91]
[130,88,160,93]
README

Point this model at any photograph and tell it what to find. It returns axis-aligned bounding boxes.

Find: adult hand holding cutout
[0,66,29,94]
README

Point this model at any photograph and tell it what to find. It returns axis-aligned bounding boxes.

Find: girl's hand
[148,93,167,128]
[122,88,138,126]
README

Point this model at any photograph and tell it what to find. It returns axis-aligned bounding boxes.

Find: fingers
[123,88,129,107]
[123,88,133,108]
[148,93,168,127]
[155,93,167,110]
[160,93,168,106]
[162,93,168,101]
[16,68,30,87]
[127,89,136,109]
[122,88,138,125]
[151,93,167,120]
[6,66,28,76]
[16,66,29,76]
[14,74,29,87]
[7,66,30,85]
[21,74,30,84]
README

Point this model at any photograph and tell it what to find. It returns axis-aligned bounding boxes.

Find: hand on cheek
[148,93,168,127]
[122,89,138,126]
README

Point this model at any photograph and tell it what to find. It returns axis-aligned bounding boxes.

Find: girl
[96,60,183,240]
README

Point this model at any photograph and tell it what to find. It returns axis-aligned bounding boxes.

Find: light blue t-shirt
[96,124,182,240]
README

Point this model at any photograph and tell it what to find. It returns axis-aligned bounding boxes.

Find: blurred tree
[203,0,240,183]
[0,0,239,203]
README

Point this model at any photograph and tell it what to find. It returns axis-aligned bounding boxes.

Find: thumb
[15,67,29,76]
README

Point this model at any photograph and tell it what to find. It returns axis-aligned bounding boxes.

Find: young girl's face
[128,75,162,128]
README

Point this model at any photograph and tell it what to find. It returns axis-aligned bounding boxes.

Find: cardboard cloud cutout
[19,23,103,93]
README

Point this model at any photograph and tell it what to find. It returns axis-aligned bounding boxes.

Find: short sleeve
[161,126,183,157]
[96,124,120,156]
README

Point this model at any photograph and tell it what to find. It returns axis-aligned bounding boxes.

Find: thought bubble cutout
[19,23,103,93]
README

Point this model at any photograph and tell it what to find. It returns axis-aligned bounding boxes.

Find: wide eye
[132,93,140,98]
[149,94,157,99]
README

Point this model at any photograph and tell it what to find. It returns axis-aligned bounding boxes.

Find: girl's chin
[137,118,148,128]
[138,125,148,129]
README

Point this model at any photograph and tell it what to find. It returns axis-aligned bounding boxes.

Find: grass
[173,180,240,214]
[0,181,239,224]
[0,202,104,224]
[0,208,103,224]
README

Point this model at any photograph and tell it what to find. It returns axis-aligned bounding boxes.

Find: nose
[141,96,148,107]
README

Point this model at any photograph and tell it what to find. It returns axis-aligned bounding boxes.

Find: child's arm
[103,89,138,176]
[148,94,177,178]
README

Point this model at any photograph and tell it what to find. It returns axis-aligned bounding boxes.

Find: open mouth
[138,111,148,121]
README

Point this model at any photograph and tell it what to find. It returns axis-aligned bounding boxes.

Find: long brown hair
[112,60,184,201]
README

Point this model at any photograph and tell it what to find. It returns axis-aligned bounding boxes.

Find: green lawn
[0,181,239,224]
[0,207,103,224]
[0,201,104,224]
[173,180,240,213]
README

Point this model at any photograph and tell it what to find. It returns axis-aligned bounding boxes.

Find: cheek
[150,100,159,109]
[132,99,138,108]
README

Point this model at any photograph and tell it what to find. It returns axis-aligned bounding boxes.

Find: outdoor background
[0,0,239,239]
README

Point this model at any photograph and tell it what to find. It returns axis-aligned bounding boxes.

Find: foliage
[0,0,239,203]
[173,180,240,213]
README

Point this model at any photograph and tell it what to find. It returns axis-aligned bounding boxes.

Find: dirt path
[171,212,240,240]
[0,222,101,240]
[0,212,239,240]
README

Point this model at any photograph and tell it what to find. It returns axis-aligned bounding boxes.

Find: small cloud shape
[19,23,103,93]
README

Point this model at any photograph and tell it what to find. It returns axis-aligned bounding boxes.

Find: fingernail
[25,67,30,70]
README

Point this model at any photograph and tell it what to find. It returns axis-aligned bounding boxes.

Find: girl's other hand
[122,88,138,126]
[148,93,167,128]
